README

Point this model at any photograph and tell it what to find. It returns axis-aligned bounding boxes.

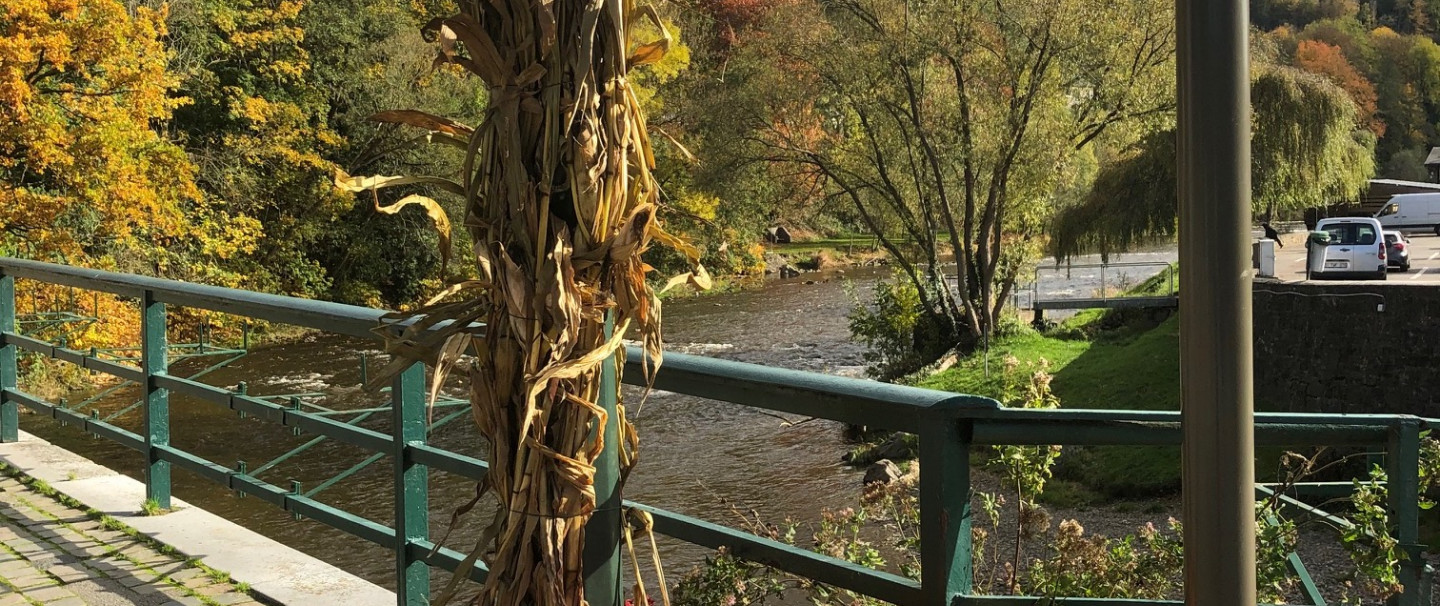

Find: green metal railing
[0,257,1432,606]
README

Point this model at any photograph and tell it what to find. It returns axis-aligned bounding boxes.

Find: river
[18,250,1173,594]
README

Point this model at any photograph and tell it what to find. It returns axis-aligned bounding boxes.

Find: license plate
[1325,261,1348,269]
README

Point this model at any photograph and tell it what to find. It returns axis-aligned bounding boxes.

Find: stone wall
[1253,279,1440,416]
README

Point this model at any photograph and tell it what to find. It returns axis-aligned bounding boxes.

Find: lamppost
[1177,1,1256,605]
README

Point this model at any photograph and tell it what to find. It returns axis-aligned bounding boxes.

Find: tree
[157,0,348,295]
[1367,27,1440,164]
[1295,39,1384,135]
[705,0,1174,348]
[0,0,258,278]
[1051,65,1375,260]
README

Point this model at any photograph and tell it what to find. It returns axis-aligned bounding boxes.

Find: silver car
[1384,230,1412,272]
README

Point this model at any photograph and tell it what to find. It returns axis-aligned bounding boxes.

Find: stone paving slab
[0,433,393,606]
[0,474,264,606]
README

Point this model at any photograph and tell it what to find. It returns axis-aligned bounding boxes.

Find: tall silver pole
[1177,0,1256,604]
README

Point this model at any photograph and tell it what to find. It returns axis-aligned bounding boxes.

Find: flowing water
[19,250,1173,592]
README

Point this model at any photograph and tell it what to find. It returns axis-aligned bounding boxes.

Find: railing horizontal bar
[623,349,998,433]
[626,502,922,605]
[1263,481,1358,500]
[153,376,390,453]
[0,258,387,339]
[155,376,283,422]
[410,540,489,582]
[155,445,236,485]
[1037,261,1176,270]
[410,444,489,482]
[151,445,396,545]
[5,332,151,383]
[973,420,1389,446]
[959,597,1181,605]
[288,495,394,546]
[3,388,144,451]
[976,408,1422,427]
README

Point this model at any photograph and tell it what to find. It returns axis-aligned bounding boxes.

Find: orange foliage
[1295,39,1385,137]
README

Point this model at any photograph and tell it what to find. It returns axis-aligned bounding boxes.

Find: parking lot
[1272,229,1440,283]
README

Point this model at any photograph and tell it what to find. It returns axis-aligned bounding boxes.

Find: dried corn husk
[339,0,703,603]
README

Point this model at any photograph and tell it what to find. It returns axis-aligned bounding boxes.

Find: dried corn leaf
[369,110,475,136]
[375,194,454,273]
[334,169,465,197]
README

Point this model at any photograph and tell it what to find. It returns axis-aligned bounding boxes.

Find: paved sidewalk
[0,474,263,606]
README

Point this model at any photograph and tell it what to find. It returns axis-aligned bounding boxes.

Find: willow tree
[336,0,703,603]
[1051,65,1375,260]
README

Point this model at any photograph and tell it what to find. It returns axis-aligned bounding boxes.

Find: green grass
[920,279,1184,500]
[140,498,170,516]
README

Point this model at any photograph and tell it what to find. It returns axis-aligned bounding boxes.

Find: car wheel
[1403,262,1412,271]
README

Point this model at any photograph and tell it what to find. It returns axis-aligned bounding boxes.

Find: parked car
[1309,217,1387,280]
[1384,230,1412,271]
[1376,192,1440,235]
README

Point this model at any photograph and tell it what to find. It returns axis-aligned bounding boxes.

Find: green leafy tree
[703,0,1174,352]
[163,0,348,295]
[1051,65,1374,260]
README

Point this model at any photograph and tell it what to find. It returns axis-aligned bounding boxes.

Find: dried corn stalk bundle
[335,0,707,603]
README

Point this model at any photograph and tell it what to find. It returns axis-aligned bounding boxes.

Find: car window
[1357,225,1377,245]
[1323,224,1356,245]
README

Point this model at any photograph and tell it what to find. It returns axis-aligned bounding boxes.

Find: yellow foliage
[0,0,200,261]
[0,0,260,347]
[675,191,721,221]
[628,19,691,112]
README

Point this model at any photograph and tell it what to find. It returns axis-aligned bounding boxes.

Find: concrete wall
[1253,279,1439,416]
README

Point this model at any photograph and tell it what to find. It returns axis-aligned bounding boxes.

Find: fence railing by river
[0,257,1432,606]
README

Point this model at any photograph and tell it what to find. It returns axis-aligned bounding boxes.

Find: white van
[1375,192,1440,234]
[1310,217,1387,280]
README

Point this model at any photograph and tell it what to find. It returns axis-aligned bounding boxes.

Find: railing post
[0,271,16,443]
[1387,418,1424,606]
[584,315,622,606]
[919,412,972,605]
[141,291,171,508]
[392,362,429,605]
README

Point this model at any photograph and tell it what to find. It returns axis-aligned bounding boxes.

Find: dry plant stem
[389,0,703,603]
[345,0,705,600]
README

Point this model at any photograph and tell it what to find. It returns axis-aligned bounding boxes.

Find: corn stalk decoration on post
[333,0,709,602]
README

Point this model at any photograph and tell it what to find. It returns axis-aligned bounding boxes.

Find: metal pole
[1387,419,1424,606]
[918,413,972,605]
[141,290,172,509]
[583,314,622,605]
[1178,0,1255,604]
[392,362,429,605]
[0,271,16,443]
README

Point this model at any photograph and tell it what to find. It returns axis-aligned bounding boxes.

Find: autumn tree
[1366,27,1440,167]
[1296,40,1384,135]
[0,0,257,280]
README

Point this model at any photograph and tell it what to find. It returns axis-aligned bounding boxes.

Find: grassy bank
[916,267,1184,503]
[919,314,1181,502]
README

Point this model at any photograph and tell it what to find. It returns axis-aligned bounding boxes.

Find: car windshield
[1386,233,1400,245]
[1323,223,1377,246]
